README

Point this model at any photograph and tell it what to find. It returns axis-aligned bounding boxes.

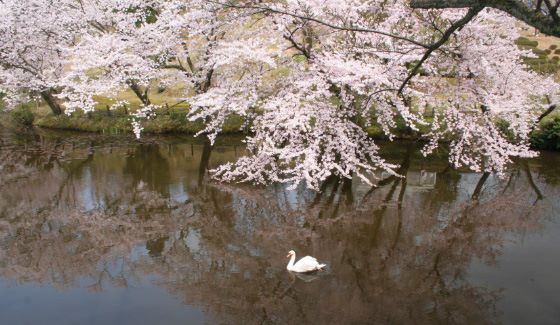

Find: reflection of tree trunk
[198,141,213,187]
[40,89,62,115]
[311,175,338,207]
[363,142,413,201]
[369,176,400,248]
[341,176,353,204]
[391,177,408,251]
[426,252,448,294]
[377,174,409,272]
[53,141,96,206]
[325,179,341,206]
[523,161,544,203]
[471,172,490,201]
[501,170,518,194]
[317,177,341,219]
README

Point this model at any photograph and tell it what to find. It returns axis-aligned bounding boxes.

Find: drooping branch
[410,0,560,37]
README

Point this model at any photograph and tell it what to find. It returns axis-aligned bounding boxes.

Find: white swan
[286,250,326,273]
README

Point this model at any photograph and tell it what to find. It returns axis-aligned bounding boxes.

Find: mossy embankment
[5,96,245,136]
[29,103,422,139]
[34,109,246,135]
[18,108,559,151]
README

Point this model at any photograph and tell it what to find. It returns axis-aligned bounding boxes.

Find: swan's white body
[286,250,326,273]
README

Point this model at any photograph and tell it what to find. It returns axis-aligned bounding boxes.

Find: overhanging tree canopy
[0,0,558,190]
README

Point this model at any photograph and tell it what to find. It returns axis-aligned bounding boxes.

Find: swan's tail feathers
[318,263,327,270]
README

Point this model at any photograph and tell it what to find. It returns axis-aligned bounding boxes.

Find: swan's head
[286,250,295,258]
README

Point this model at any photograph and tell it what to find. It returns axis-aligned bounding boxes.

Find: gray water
[0,128,559,324]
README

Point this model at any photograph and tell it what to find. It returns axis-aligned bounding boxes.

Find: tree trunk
[127,80,151,106]
[40,90,63,115]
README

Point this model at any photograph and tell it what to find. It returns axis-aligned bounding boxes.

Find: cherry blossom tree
[58,0,189,113]
[194,0,559,189]
[0,0,84,114]
[1,0,559,190]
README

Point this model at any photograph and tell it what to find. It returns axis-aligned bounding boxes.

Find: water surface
[0,128,559,324]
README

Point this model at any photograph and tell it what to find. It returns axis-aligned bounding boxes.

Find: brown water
[0,128,559,324]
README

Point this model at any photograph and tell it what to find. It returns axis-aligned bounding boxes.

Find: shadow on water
[0,128,559,324]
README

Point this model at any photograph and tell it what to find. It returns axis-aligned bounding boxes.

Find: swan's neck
[287,254,296,270]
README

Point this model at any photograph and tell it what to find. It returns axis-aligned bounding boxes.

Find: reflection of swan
[289,271,321,283]
[286,250,326,273]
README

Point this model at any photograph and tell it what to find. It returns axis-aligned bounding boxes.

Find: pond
[0,128,559,324]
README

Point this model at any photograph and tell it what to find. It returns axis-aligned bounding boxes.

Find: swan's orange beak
[286,253,291,258]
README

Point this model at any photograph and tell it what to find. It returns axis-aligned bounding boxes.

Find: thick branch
[398,5,483,94]
[283,26,311,58]
[40,89,63,115]
[536,104,557,123]
[410,0,560,37]
[126,80,151,106]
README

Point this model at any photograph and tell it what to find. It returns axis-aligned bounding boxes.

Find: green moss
[293,54,308,63]
[34,107,245,135]
[36,113,130,134]
[531,116,560,151]
[517,37,560,74]
[515,37,538,48]
[495,119,515,141]
[11,105,34,126]
[366,124,385,138]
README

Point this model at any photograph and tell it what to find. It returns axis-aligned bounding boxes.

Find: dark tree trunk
[40,90,63,115]
[127,80,151,106]
[471,172,490,201]
[194,68,214,95]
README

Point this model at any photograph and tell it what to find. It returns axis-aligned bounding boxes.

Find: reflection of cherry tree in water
[0,130,68,183]
[210,158,542,323]
[0,132,555,323]
[124,143,171,199]
[150,148,547,324]
[0,131,187,288]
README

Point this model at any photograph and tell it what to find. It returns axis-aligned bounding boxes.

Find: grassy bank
[3,104,558,150]
[518,30,560,78]
[34,108,246,135]
[31,105,420,139]
[3,99,555,147]
[34,105,196,134]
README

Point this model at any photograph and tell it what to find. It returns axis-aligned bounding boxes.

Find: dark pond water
[0,127,559,324]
